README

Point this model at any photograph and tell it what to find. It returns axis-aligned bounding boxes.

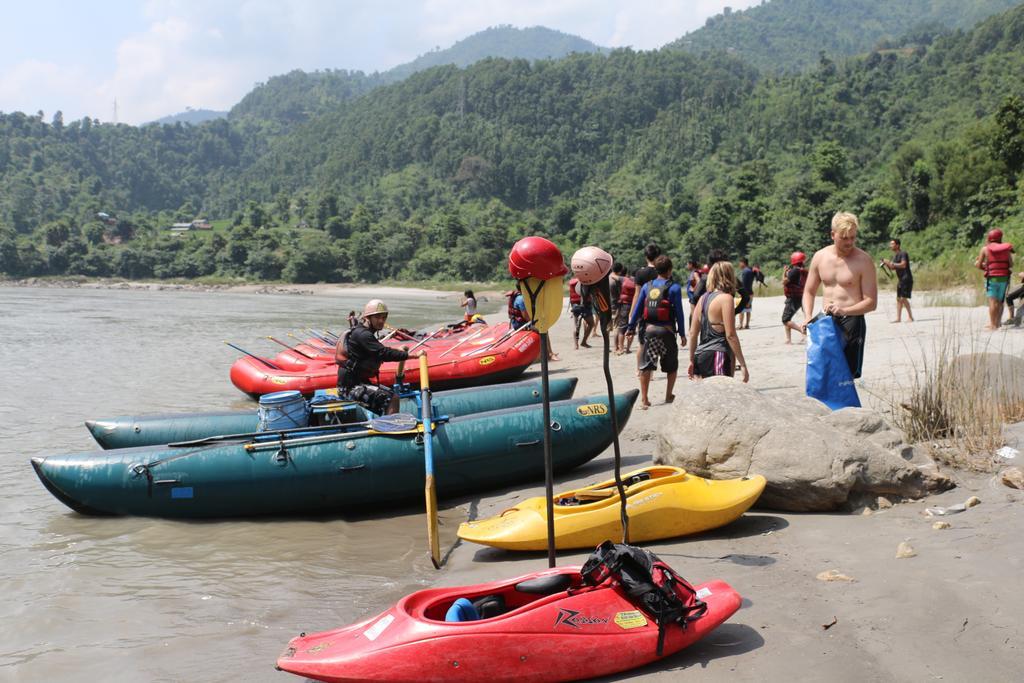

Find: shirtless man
[801,212,878,379]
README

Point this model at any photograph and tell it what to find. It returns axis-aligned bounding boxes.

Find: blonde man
[801,212,878,379]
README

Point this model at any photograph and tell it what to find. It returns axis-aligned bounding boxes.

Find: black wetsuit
[893,250,913,299]
[337,324,410,414]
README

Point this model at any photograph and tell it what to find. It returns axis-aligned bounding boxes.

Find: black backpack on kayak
[581,541,707,656]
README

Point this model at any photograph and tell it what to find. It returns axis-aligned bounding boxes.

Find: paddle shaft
[408,327,446,354]
[599,304,629,543]
[267,336,319,359]
[539,332,556,568]
[437,325,488,358]
[420,354,441,569]
[224,341,281,370]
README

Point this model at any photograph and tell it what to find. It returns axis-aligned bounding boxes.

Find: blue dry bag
[805,316,861,410]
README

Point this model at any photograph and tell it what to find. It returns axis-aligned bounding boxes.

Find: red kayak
[230,325,541,398]
[277,543,741,683]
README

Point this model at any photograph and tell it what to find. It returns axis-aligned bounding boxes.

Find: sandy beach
[436,292,1024,681]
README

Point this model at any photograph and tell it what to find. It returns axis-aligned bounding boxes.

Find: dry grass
[888,317,1024,470]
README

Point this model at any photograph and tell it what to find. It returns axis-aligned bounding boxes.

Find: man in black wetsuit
[881,238,914,323]
[335,299,421,415]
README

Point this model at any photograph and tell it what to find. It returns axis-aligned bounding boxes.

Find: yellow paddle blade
[426,475,440,568]
[521,276,563,333]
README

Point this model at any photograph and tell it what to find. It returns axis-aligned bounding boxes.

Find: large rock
[654,377,953,511]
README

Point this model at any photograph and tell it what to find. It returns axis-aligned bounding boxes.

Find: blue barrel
[257,390,309,431]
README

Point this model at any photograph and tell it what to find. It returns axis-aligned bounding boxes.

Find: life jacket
[581,541,707,656]
[783,265,808,298]
[643,278,674,323]
[618,276,636,304]
[507,294,527,324]
[986,242,1013,278]
[568,278,582,305]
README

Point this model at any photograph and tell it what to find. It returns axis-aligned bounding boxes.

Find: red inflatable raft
[277,546,741,683]
[230,324,541,398]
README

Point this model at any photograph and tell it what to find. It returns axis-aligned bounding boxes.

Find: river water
[0,285,472,682]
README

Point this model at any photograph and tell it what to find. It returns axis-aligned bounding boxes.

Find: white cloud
[0,60,92,120]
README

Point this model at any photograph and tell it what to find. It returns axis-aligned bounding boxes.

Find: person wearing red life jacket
[614,264,636,355]
[975,229,1014,330]
[782,251,809,344]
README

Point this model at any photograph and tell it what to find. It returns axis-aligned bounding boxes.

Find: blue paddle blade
[369,413,420,433]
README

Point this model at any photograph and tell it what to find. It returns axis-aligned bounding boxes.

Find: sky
[0,0,760,125]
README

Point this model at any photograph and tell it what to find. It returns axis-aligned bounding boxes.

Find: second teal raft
[33,391,638,518]
[86,376,578,449]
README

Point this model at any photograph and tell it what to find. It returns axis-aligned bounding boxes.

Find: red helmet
[508,237,568,280]
[988,229,1003,242]
[790,251,806,265]
[570,246,613,285]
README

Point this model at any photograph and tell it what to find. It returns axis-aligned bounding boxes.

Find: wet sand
[438,293,1024,680]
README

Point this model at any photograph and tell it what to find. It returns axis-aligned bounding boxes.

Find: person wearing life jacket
[335,299,421,415]
[628,244,662,363]
[690,249,728,315]
[614,264,636,355]
[505,290,529,329]
[782,251,809,344]
[685,260,701,306]
[975,228,1014,330]
[608,262,625,339]
[625,255,687,410]
[568,276,595,349]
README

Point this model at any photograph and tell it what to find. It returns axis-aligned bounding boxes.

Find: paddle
[578,260,629,543]
[167,412,423,447]
[471,321,534,355]
[437,325,489,358]
[407,326,447,354]
[224,341,281,370]
[267,336,319,359]
[420,353,441,569]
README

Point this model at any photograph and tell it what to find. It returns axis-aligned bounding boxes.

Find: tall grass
[890,317,1024,469]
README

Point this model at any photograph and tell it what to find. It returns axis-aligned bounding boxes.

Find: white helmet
[570,246,614,286]
[362,299,389,318]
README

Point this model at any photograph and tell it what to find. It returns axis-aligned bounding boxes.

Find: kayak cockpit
[410,569,580,622]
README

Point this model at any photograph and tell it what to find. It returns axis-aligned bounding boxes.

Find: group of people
[338,210,1021,418]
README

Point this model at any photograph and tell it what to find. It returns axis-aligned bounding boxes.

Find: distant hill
[385,25,606,81]
[149,108,228,126]
[666,0,1023,73]
[229,25,607,128]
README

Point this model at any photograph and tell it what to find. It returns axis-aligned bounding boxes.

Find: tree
[992,95,1024,177]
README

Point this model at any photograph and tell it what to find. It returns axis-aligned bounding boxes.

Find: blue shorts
[987,277,1010,301]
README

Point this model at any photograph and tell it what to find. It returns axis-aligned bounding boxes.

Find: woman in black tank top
[688,262,750,382]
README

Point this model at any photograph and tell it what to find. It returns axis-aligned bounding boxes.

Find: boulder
[654,377,953,511]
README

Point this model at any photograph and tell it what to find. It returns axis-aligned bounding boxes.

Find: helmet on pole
[509,237,568,281]
[570,246,614,286]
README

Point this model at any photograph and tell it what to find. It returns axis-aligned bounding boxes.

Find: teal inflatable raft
[85,377,579,449]
[33,391,637,518]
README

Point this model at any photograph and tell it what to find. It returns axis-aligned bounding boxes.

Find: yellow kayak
[457,466,766,551]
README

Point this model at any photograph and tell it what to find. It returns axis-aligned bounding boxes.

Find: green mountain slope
[228,26,606,130]
[667,0,1023,73]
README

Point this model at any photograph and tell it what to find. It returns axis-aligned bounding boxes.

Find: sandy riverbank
[436,294,1024,681]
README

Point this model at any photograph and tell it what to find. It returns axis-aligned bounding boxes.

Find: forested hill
[384,26,606,82]
[229,26,606,130]
[150,108,229,126]
[1,4,1023,284]
[667,0,1023,73]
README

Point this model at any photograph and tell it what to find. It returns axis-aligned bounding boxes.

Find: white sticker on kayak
[695,587,712,599]
[363,614,394,641]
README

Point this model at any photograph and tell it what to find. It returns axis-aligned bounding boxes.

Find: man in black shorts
[782,251,807,344]
[625,255,686,409]
[629,243,661,363]
[881,238,914,322]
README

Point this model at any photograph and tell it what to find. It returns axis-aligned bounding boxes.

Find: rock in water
[654,377,953,511]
